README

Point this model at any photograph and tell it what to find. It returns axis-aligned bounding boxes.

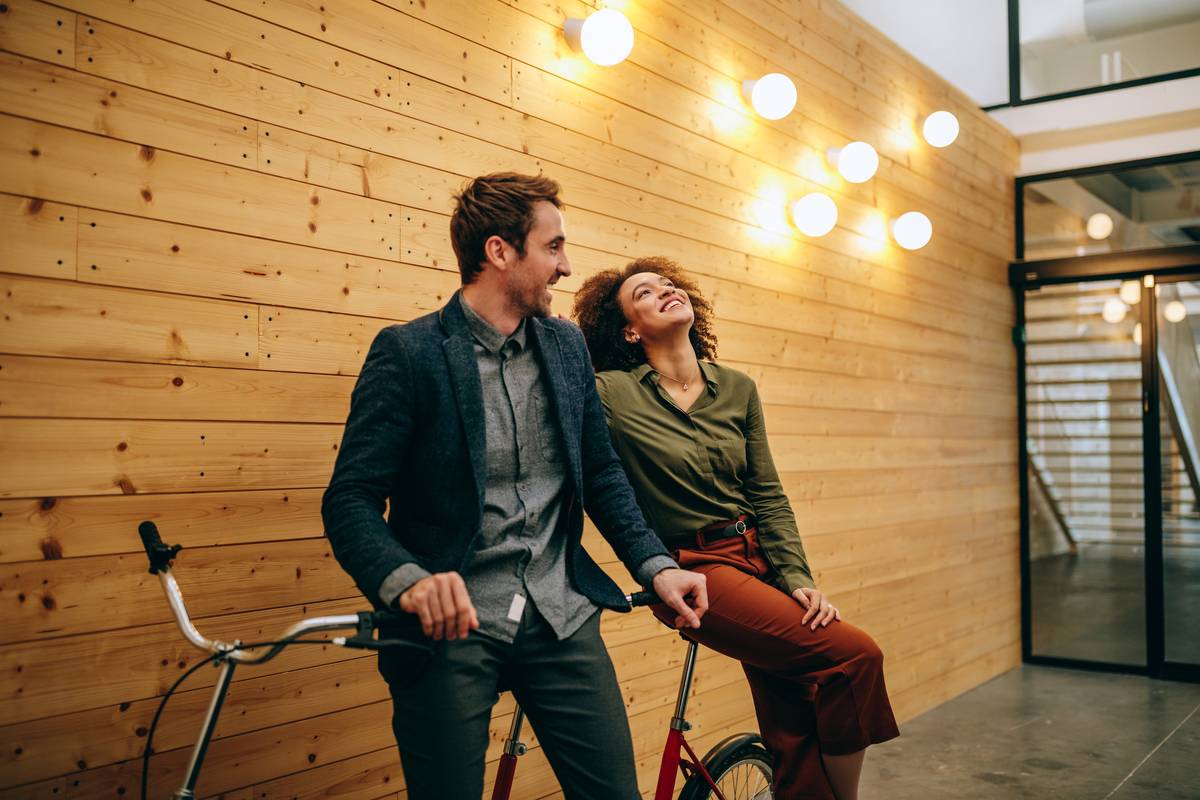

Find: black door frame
[1011,245,1200,682]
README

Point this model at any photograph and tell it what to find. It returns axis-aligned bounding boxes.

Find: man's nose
[559,255,572,277]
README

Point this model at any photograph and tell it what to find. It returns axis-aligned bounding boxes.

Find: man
[322,172,708,799]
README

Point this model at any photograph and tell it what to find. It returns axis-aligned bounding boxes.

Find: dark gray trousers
[377,606,640,800]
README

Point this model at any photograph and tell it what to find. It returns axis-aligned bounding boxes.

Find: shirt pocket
[704,436,747,480]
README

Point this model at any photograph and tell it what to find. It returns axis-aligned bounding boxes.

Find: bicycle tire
[679,734,774,800]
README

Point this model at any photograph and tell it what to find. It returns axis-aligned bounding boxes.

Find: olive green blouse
[596,361,815,592]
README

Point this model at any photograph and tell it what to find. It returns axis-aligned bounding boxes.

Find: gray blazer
[322,291,670,615]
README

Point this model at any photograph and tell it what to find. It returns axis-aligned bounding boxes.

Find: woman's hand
[792,587,841,630]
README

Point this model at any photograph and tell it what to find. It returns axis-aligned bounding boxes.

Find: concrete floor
[859,666,1200,799]
[1029,543,1200,665]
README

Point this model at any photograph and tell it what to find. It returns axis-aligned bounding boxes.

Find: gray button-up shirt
[379,295,673,642]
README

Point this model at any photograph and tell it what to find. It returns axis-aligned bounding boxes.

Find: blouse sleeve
[742,382,816,592]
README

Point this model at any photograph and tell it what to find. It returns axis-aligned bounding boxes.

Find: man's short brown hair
[449,172,562,285]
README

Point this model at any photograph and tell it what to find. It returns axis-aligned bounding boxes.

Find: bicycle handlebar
[626,590,659,608]
[136,521,427,663]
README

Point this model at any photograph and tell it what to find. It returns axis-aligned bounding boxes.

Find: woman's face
[618,271,694,344]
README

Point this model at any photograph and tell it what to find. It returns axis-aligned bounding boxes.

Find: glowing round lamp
[1101,297,1127,324]
[792,193,838,237]
[563,10,634,66]
[1086,212,1113,240]
[1119,280,1141,305]
[1164,300,1188,323]
[1133,322,1142,345]
[827,141,878,184]
[922,111,960,147]
[891,211,932,250]
[741,73,797,120]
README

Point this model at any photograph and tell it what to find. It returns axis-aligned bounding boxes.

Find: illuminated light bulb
[1119,280,1141,305]
[1102,297,1127,324]
[922,110,960,147]
[563,10,634,66]
[1133,322,1142,345]
[741,73,797,120]
[791,193,838,237]
[826,141,879,183]
[1086,212,1113,240]
[1164,300,1188,323]
[891,211,932,250]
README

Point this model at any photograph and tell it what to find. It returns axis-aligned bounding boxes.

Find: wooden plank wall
[0,0,1020,797]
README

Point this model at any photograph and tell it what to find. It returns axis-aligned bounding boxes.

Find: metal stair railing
[1026,380,1080,553]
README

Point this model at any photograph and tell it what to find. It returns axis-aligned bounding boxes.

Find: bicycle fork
[491,705,528,800]
[173,658,237,800]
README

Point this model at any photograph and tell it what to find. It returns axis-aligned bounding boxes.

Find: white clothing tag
[507,593,527,622]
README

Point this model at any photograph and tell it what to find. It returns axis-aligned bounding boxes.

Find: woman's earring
[630,334,640,343]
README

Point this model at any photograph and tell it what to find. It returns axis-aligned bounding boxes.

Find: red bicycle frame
[491,637,729,800]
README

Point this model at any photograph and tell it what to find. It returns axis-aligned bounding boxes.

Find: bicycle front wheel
[679,736,773,800]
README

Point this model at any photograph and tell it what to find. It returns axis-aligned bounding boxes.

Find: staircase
[1024,280,1200,553]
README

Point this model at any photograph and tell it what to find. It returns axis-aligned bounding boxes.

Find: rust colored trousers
[652,524,899,799]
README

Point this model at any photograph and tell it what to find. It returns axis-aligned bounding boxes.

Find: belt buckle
[734,520,747,535]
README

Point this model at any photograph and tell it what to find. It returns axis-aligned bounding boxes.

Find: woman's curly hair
[572,255,718,373]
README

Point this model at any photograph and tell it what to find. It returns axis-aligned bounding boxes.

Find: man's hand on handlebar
[398,572,479,641]
[651,568,708,629]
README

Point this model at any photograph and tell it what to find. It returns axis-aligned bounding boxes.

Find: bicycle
[137,522,773,799]
[493,591,774,800]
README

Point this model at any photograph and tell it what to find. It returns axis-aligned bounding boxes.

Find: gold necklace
[655,364,700,391]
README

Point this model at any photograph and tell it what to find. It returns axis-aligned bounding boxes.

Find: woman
[573,256,898,800]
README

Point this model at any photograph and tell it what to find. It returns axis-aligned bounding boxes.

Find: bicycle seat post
[670,639,700,731]
[491,704,527,799]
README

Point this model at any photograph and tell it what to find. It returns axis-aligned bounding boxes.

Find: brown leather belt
[697,515,757,545]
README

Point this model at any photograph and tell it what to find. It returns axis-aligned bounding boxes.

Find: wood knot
[39,538,64,560]
[138,145,155,161]
[308,222,317,233]
[116,441,128,452]
[39,497,56,511]
[141,188,153,202]
[27,198,44,214]
[172,377,184,387]
[116,477,137,494]
[310,195,319,206]
[41,595,56,610]
[170,244,179,252]
[29,147,40,157]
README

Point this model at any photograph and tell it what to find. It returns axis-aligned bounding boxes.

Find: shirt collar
[634,360,719,387]
[458,293,526,355]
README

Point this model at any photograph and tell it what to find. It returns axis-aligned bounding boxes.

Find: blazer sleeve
[322,325,423,604]
[565,325,672,576]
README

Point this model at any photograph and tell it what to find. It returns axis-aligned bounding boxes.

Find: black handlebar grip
[138,521,182,575]
[628,591,659,608]
[138,520,163,550]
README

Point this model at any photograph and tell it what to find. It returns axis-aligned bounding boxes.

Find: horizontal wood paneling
[0,0,1018,796]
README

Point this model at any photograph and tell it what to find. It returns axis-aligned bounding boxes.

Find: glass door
[1024,278,1146,666]
[1152,276,1200,671]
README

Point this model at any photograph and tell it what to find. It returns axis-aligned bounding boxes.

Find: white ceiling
[839,0,1010,108]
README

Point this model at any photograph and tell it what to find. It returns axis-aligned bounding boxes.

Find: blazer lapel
[439,295,488,502]
[529,321,581,480]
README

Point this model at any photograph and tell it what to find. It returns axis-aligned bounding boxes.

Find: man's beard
[507,281,552,318]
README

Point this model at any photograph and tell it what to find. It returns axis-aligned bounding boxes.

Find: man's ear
[482,235,511,272]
